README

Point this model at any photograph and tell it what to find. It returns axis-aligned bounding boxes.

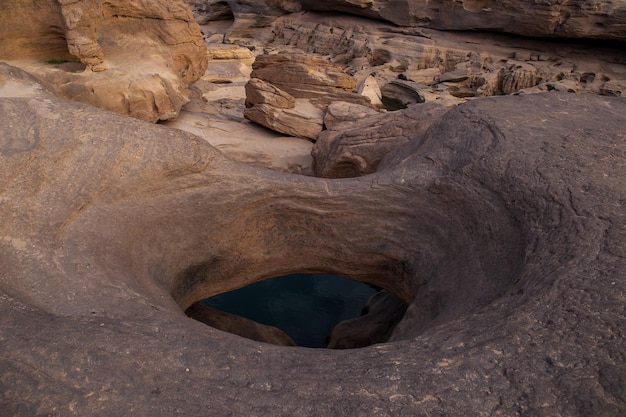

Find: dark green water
[202,274,378,348]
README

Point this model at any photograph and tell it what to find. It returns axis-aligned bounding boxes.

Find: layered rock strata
[0,0,208,121]
[244,52,376,140]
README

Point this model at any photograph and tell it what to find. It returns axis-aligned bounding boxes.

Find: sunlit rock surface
[0,0,207,122]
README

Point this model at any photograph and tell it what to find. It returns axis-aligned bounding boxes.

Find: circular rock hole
[185,273,408,348]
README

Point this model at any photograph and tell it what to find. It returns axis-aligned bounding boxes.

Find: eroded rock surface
[1,71,624,416]
[0,0,208,121]
[223,0,626,40]
[243,52,375,140]
[186,302,296,346]
[312,102,449,178]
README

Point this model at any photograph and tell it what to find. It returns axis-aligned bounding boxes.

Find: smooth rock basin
[1,84,625,416]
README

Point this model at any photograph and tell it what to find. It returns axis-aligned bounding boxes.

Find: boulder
[326,290,407,349]
[1,64,625,417]
[380,79,426,109]
[244,98,325,140]
[243,52,374,139]
[0,0,208,122]
[250,53,356,93]
[313,102,450,178]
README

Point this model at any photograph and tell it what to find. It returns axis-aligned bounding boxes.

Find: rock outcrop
[312,102,449,178]
[0,0,208,122]
[244,52,375,140]
[327,290,407,349]
[1,55,624,415]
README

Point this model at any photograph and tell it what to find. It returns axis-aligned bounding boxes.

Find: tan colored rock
[250,52,357,96]
[245,78,295,109]
[243,52,373,139]
[0,0,208,122]
[356,75,385,109]
[244,99,324,140]
[323,101,380,130]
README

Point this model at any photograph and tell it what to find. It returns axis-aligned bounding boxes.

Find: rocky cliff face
[216,0,626,40]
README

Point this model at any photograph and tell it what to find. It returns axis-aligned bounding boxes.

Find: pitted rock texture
[1,78,624,416]
[0,0,208,122]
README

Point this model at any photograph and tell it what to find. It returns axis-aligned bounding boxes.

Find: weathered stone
[0,0,208,122]
[245,78,295,109]
[184,0,233,25]
[381,79,426,109]
[295,0,626,40]
[250,52,357,96]
[356,75,385,109]
[313,102,450,177]
[186,302,296,346]
[327,290,407,349]
[322,101,380,130]
[243,52,372,138]
[0,89,625,416]
[244,98,324,140]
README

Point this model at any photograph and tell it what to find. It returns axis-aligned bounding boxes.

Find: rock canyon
[1,0,625,416]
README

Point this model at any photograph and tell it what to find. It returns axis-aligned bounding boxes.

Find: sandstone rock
[185,0,233,25]
[218,1,626,41]
[0,62,54,99]
[295,0,626,40]
[245,78,295,109]
[0,0,208,122]
[327,290,407,349]
[1,90,625,416]
[356,75,385,109]
[244,98,324,140]
[243,52,373,138]
[380,79,426,109]
[322,101,380,130]
[186,302,296,346]
[313,102,450,177]
[250,52,357,97]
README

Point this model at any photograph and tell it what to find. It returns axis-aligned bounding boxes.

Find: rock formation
[223,0,626,40]
[1,56,625,414]
[327,290,408,349]
[186,302,296,346]
[1,0,626,415]
[243,52,375,140]
[312,102,449,178]
[0,0,208,122]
